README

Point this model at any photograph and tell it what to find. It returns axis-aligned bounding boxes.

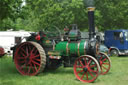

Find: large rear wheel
[74,55,100,83]
[14,41,46,76]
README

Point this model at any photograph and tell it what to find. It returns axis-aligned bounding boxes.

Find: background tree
[0,0,22,30]
[95,0,128,30]
[0,0,128,31]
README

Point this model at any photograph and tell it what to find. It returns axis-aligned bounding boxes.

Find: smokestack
[84,0,95,39]
[88,7,95,39]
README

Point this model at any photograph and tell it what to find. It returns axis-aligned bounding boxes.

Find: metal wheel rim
[74,55,100,83]
[14,42,46,76]
[99,52,111,75]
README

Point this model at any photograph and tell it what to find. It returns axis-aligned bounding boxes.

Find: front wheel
[74,55,100,83]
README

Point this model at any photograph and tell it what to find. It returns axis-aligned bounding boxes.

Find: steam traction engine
[12,0,111,83]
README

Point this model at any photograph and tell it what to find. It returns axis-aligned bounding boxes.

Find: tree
[24,0,88,31]
[0,0,22,30]
[95,0,128,30]
[0,0,128,31]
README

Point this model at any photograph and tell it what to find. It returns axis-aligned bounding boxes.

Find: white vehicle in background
[0,30,33,56]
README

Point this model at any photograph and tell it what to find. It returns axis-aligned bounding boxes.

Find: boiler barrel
[55,40,89,56]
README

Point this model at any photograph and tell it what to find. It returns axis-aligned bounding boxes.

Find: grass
[0,56,128,85]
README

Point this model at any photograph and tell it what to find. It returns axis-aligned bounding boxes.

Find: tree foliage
[95,0,128,30]
[0,0,22,30]
[0,0,128,31]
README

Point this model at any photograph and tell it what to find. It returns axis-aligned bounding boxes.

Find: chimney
[84,0,95,39]
[87,7,95,39]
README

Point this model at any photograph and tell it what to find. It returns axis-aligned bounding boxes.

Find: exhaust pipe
[87,7,95,39]
[84,0,95,39]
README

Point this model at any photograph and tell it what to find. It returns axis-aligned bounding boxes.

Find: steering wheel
[43,26,62,39]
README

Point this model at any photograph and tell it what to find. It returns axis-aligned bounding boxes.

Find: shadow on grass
[40,67,74,76]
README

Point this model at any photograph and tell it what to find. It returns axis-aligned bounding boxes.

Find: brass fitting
[87,7,95,11]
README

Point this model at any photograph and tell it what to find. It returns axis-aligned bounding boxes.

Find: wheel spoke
[79,60,84,67]
[34,59,41,62]
[31,64,35,73]
[88,71,95,78]
[81,72,86,79]
[102,58,107,62]
[20,51,27,57]
[31,60,40,66]
[102,63,109,65]
[90,66,98,73]
[17,56,25,59]
[28,59,32,65]
[34,64,38,72]
[76,65,83,68]
[90,69,97,73]
[30,47,36,54]
[90,64,96,68]
[28,63,32,74]
[20,64,26,69]
[102,65,108,70]
[101,65,103,72]
[34,48,38,54]
[88,60,92,65]
[84,58,87,65]
[28,45,32,52]
[25,64,28,72]
[31,54,40,59]
[21,48,26,54]
[85,72,88,80]
[26,46,29,56]
[20,63,27,72]
[77,70,83,74]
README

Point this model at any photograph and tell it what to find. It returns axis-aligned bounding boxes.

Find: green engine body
[55,40,89,57]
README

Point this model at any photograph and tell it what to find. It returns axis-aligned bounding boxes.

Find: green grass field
[0,56,128,85]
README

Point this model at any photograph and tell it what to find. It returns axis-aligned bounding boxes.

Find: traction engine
[12,0,111,83]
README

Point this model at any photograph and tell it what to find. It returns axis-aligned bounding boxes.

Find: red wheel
[14,41,46,76]
[74,55,100,83]
[99,52,111,75]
